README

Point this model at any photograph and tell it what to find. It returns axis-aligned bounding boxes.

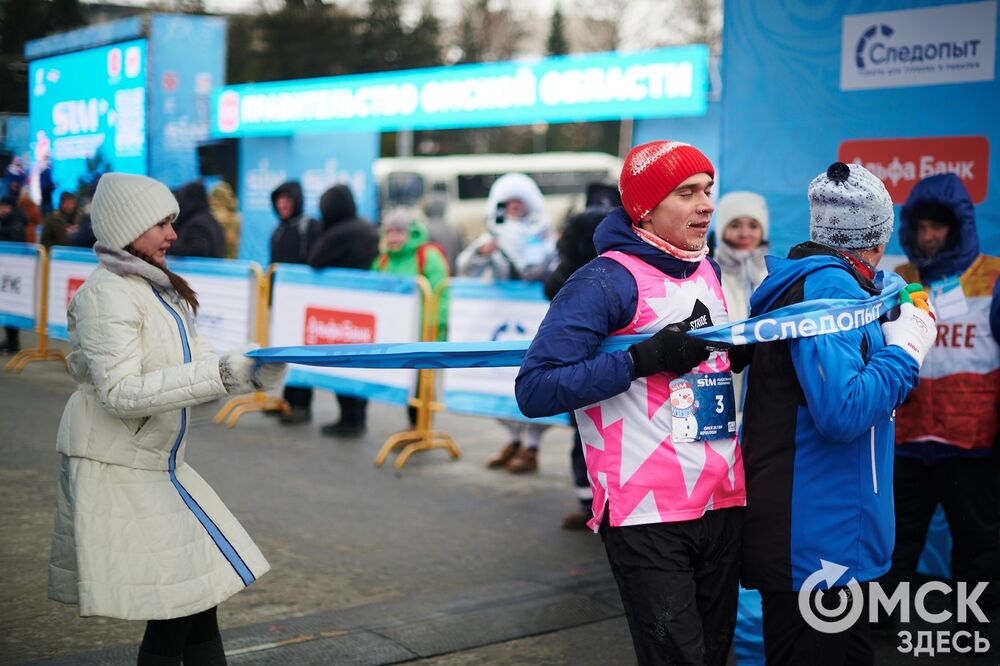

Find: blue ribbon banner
[249,273,905,368]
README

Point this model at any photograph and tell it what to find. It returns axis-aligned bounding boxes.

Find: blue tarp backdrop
[721,0,998,257]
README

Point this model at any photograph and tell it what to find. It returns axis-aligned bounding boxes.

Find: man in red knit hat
[517,140,744,665]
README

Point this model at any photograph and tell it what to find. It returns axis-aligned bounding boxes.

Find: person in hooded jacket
[543,180,620,530]
[740,163,937,665]
[306,184,379,436]
[47,173,287,666]
[711,191,769,426]
[884,173,1000,630]
[516,141,740,665]
[41,192,80,248]
[167,181,226,259]
[270,181,323,424]
[457,172,557,474]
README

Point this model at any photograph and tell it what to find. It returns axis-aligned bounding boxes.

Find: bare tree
[455,0,528,63]
[571,0,721,53]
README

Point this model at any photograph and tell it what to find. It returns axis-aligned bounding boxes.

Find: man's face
[0,203,12,219]
[916,218,950,258]
[639,173,715,250]
[60,197,77,216]
[275,194,294,220]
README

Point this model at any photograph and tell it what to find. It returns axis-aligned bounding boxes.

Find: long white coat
[48,265,269,620]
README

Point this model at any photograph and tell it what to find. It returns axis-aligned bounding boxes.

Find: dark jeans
[2,326,19,351]
[886,455,1000,614]
[599,507,742,666]
[761,588,873,666]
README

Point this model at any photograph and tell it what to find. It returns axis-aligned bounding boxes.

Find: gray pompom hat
[808,162,894,250]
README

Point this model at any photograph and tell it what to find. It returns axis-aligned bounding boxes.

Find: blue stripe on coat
[152,286,255,587]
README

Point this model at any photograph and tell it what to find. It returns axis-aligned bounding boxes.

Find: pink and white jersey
[577,250,746,531]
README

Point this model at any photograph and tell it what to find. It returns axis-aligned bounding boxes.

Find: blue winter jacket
[740,244,920,592]
[515,207,720,417]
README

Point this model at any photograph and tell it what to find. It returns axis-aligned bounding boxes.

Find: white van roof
[373,152,622,178]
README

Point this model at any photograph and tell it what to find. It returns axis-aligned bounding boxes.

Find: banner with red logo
[838,136,989,204]
[269,264,421,405]
[0,242,40,332]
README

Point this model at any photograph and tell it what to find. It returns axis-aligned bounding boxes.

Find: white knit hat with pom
[91,173,179,249]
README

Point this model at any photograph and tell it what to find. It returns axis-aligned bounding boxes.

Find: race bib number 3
[669,372,736,443]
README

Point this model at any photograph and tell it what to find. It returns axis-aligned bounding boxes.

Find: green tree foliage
[546,4,569,56]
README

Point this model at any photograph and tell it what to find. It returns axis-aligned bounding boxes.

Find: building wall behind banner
[721,0,999,258]
[238,132,378,267]
[148,15,226,187]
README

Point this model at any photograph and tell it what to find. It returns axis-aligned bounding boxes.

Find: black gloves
[727,344,755,374]
[628,322,715,377]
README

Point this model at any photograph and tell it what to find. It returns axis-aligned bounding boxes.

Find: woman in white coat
[48,173,287,665]
[712,191,769,426]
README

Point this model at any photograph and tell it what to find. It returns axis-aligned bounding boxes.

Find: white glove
[219,344,288,394]
[881,302,938,367]
[254,359,288,391]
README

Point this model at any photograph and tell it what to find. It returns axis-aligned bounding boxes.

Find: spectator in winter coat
[516,141,737,665]
[40,192,80,249]
[457,172,556,474]
[306,184,379,436]
[47,173,286,664]
[883,173,1000,629]
[69,184,98,249]
[543,180,620,531]
[711,191,769,427]
[167,181,226,259]
[208,181,242,259]
[18,190,42,244]
[372,207,450,427]
[0,194,26,354]
[270,181,323,425]
[372,207,449,341]
[740,163,936,665]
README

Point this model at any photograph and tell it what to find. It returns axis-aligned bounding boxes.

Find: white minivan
[373,152,622,243]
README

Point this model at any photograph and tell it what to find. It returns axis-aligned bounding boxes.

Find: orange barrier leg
[213,392,290,429]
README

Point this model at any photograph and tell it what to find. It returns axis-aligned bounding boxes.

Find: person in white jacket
[455,173,556,473]
[47,173,287,666]
[712,191,769,426]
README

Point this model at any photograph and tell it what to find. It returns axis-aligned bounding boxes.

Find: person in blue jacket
[740,162,937,665]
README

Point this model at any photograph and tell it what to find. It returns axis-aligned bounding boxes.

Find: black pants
[886,455,1000,613]
[283,385,312,409]
[600,507,742,666]
[761,588,872,666]
[140,606,221,659]
[336,394,368,427]
[2,326,19,351]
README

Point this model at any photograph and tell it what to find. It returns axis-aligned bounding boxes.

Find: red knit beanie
[618,141,715,222]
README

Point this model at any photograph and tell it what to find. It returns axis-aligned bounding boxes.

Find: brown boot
[506,446,538,473]
[487,441,521,469]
